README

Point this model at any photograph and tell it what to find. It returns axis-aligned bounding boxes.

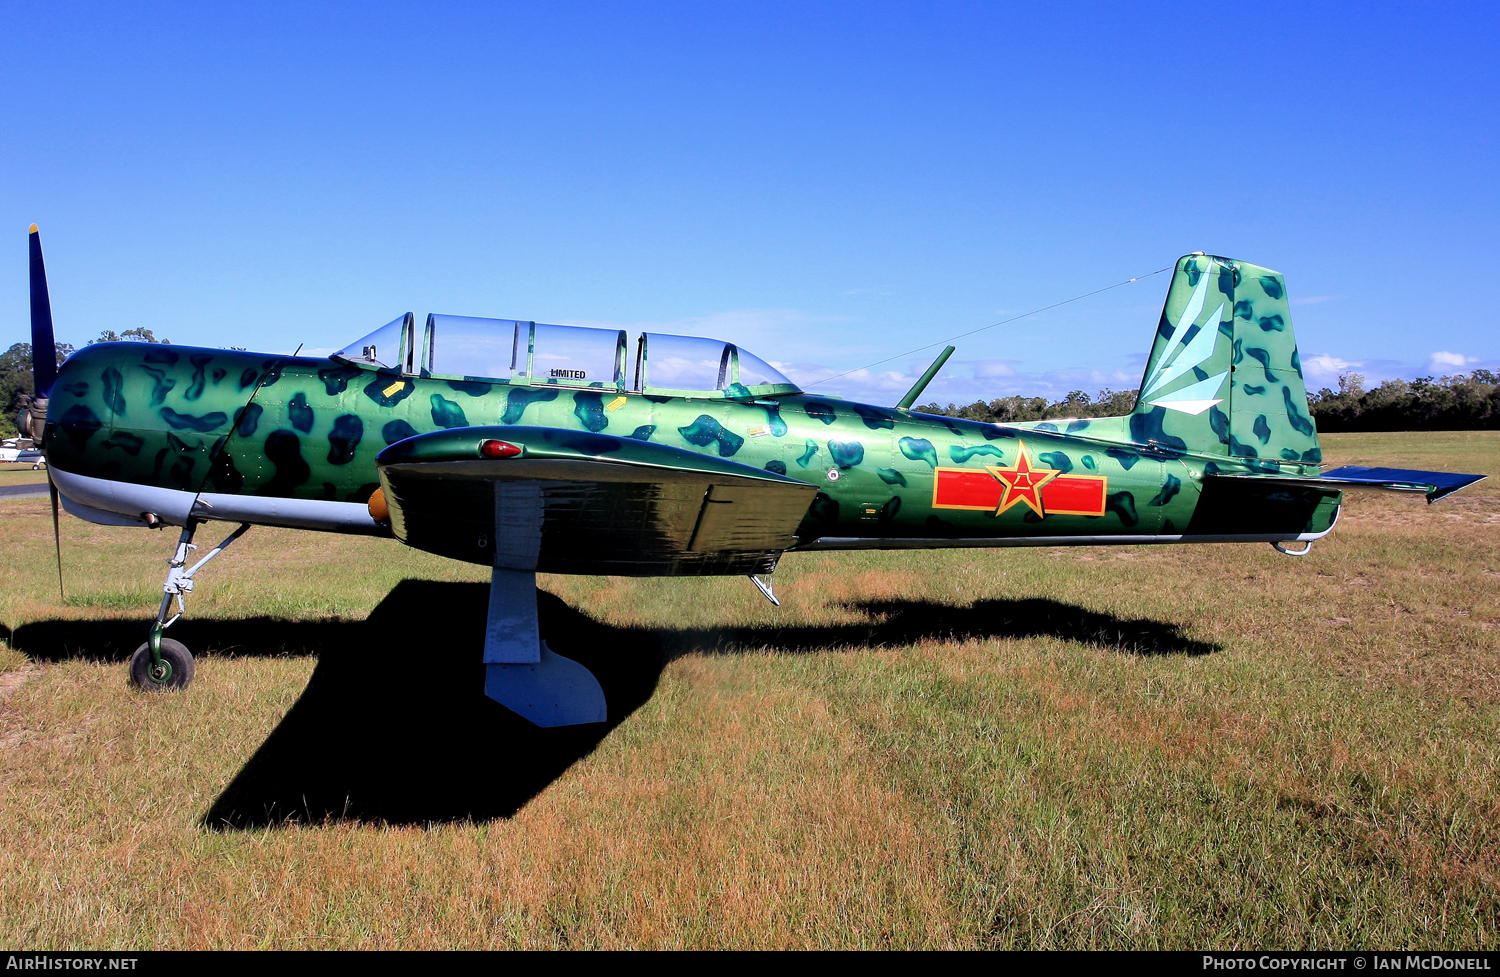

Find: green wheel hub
[129,637,195,691]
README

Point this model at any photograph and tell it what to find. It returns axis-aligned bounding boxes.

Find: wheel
[129,638,195,691]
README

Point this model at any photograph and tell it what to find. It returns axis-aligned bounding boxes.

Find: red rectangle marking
[1041,475,1107,515]
[933,467,1108,516]
[932,468,1002,510]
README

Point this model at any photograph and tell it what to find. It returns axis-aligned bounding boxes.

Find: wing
[376,425,819,575]
[1206,465,1487,504]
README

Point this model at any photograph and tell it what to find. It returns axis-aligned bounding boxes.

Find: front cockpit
[333,314,800,399]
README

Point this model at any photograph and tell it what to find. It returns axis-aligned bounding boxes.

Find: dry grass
[0,432,1496,948]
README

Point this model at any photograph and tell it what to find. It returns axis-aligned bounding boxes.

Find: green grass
[0,432,1497,949]
[0,462,49,485]
[63,591,160,610]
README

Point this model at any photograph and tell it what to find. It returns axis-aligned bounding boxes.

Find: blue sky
[2,1,1496,406]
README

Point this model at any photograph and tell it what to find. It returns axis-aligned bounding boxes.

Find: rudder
[1226,260,1320,466]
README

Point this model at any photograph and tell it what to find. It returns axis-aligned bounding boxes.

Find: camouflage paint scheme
[41,253,1341,567]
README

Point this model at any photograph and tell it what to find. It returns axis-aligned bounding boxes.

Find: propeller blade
[47,472,65,601]
[29,224,58,399]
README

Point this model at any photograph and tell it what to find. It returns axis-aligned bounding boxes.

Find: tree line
[915,388,1140,424]
[1307,371,1500,432]
[916,371,1500,432]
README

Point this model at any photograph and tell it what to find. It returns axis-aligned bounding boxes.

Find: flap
[376,426,819,575]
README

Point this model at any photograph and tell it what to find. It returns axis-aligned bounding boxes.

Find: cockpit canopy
[332,314,800,399]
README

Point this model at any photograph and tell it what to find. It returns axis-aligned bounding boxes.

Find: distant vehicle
[0,440,46,467]
[22,226,1487,725]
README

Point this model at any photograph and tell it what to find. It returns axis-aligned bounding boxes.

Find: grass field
[1,431,1497,949]
[0,461,49,485]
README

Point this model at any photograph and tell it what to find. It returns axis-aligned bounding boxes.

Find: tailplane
[1129,254,1321,469]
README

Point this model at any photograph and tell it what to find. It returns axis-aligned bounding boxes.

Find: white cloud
[1429,351,1477,370]
[1302,354,1363,380]
[971,359,1016,379]
[1291,295,1344,306]
[575,308,848,342]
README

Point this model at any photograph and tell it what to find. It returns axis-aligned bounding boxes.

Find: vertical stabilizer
[1130,254,1320,469]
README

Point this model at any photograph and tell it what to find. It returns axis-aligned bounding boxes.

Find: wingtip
[29,223,38,234]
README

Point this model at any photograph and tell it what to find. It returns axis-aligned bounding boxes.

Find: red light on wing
[479,439,523,459]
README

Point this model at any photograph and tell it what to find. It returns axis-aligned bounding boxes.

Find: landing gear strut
[128,519,251,692]
[480,482,607,726]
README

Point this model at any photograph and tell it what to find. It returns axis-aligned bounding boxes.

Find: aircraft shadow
[6,581,1218,829]
[671,597,1219,660]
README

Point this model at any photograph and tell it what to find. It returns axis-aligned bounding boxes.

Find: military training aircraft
[19,225,1486,725]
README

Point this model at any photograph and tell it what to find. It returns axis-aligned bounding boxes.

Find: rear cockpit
[333,314,800,399]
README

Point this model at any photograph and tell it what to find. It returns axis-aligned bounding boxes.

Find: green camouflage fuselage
[42,253,1344,563]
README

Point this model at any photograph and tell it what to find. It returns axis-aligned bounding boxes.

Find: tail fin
[1130,253,1321,469]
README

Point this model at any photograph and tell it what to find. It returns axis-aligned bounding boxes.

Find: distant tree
[1091,387,1138,415]
[89,327,170,345]
[915,387,1139,425]
[0,342,75,438]
[987,396,1049,422]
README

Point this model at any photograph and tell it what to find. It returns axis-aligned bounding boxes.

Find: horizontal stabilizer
[1317,466,1486,503]
[1207,466,1486,504]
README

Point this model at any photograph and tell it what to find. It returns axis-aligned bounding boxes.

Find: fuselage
[41,341,1342,560]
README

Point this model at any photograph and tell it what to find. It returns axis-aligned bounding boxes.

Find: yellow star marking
[985,442,1060,517]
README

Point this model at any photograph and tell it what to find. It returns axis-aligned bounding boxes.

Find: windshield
[333,314,414,372]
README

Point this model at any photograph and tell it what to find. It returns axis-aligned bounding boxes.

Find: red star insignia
[986,442,1060,517]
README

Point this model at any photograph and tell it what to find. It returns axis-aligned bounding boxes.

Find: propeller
[48,478,64,600]
[29,224,58,399]
[30,224,64,600]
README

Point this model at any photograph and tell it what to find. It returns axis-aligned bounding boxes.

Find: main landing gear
[128,518,251,692]
[483,566,608,727]
[480,481,607,726]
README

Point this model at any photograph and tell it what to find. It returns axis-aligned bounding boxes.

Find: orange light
[479,439,522,459]
[367,487,390,524]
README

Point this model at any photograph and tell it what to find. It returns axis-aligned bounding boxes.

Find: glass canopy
[423,314,529,383]
[635,334,799,398]
[335,313,800,398]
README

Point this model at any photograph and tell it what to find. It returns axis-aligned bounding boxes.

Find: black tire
[128,638,195,691]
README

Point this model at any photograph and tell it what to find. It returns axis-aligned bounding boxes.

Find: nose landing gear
[128,638,195,690]
[128,519,251,692]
